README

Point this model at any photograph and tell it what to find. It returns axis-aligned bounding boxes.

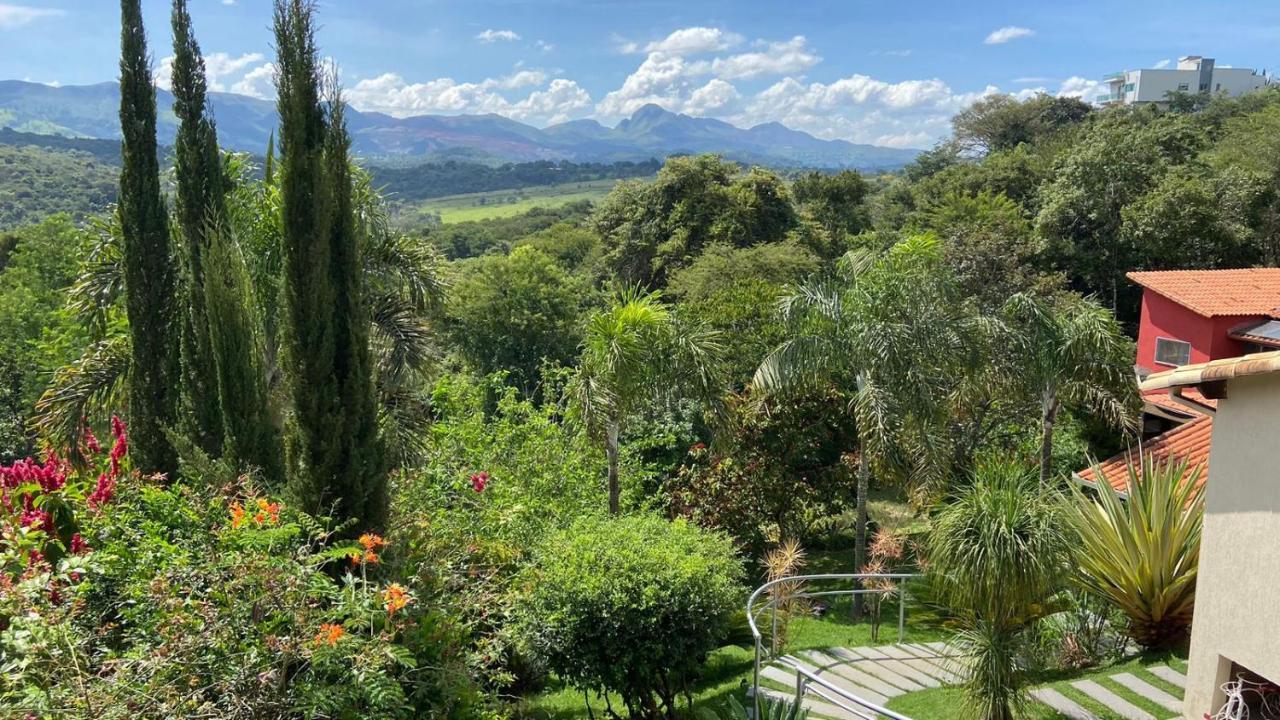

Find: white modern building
[1097,56,1270,105]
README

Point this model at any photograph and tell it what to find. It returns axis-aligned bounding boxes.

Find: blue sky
[4,0,1280,147]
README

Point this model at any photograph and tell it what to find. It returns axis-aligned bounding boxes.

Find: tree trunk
[1039,387,1059,488]
[606,420,621,514]
[853,444,870,619]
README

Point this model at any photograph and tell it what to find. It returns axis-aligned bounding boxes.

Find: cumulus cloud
[711,36,820,80]
[155,52,267,93]
[643,26,742,55]
[345,71,591,126]
[231,62,276,99]
[685,79,741,114]
[0,3,63,29]
[476,29,520,43]
[1056,75,1102,101]
[984,26,1034,45]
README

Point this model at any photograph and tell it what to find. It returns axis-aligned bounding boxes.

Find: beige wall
[1184,373,1280,718]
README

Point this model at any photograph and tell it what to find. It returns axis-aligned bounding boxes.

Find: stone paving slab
[1030,687,1100,720]
[835,646,938,690]
[1072,679,1156,720]
[757,688,863,720]
[1112,672,1182,713]
[773,653,896,702]
[876,644,963,684]
[801,649,923,695]
[1147,666,1188,691]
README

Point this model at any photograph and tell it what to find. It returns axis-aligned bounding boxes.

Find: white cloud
[230,62,276,99]
[222,0,235,5]
[711,36,819,80]
[875,130,932,148]
[536,40,554,52]
[642,27,742,55]
[476,29,520,43]
[872,49,913,57]
[685,78,741,114]
[1056,75,1102,101]
[1013,76,1051,84]
[984,26,1034,45]
[0,3,62,29]
[155,52,267,93]
[344,72,591,126]
[1153,58,1172,69]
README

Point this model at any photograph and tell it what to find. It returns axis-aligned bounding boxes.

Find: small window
[1177,83,1190,91]
[1155,337,1192,366]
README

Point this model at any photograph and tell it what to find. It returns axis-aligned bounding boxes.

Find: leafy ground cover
[395,178,623,224]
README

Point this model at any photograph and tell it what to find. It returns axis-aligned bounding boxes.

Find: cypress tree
[274,0,385,530]
[264,130,276,184]
[170,0,224,456]
[118,0,179,477]
[171,0,283,483]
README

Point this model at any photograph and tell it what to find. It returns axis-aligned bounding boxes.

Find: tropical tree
[1000,293,1135,487]
[1068,455,1204,650]
[755,235,987,614]
[117,0,180,477]
[927,460,1072,720]
[572,288,722,514]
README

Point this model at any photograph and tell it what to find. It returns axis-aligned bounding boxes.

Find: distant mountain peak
[0,79,921,170]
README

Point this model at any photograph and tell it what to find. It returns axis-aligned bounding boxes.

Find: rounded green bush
[515,514,743,719]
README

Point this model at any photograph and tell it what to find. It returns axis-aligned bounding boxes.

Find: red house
[1078,269,1280,493]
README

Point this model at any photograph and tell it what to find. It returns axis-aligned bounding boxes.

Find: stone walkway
[760,644,1187,720]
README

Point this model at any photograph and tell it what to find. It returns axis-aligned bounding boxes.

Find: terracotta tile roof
[1127,269,1280,317]
[1077,415,1212,496]
[1139,350,1280,393]
[1141,388,1216,418]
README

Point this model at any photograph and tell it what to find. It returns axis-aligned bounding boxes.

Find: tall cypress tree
[170,0,224,456]
[119,0,179,477]
[171,0,283,483]
[275,0,385,530]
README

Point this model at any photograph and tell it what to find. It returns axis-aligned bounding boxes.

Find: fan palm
[1068,455,1204,650]
[928,460,1072,720]
[572,287,723,514]
[1000,293,1136,486]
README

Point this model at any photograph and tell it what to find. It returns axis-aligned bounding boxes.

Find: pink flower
[470,471,489,493]
[87,472,116,510]
[83,427,102,455]
[69,533,91,555]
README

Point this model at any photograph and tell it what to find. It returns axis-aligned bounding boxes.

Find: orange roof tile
[1141,387,1216,418]
[1127,269,1280,317]
[1077,415,1212,496]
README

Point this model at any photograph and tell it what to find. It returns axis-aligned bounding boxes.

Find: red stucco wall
[1135,289,1258,372]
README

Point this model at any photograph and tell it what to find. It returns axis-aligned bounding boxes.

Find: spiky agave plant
[1068,454,1204,651]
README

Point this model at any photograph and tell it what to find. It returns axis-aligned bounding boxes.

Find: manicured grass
[395,178,622,224]
[885,652,1190,720]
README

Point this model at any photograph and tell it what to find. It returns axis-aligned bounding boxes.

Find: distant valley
[0,79,920,171]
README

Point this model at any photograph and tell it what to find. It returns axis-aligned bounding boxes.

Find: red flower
[83,426,102,455]
[69,533,91,555]
[87,472,116,510]
[470,471,489,493]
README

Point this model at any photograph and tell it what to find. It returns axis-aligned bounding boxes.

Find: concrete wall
[1134,289,1257,373]
[1117,67,1267,104]
[1183,372,1280,718]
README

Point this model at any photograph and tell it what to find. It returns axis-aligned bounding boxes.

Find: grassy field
[394,178,623,224]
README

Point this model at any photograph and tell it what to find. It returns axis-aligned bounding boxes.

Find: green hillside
[0,141,117,229]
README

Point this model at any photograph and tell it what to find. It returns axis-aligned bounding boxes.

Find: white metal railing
[784,659,916,720]
[746,573,920,716]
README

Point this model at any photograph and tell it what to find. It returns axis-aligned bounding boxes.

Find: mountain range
[0,79,920,170]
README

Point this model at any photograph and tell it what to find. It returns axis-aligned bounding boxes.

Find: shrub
[514,514,743,720]
[1068,455,1203,650]
[0,462,480,718]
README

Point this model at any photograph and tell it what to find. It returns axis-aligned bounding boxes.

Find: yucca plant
[1068,455,1204,650]
[700,694,808,720]
[928,460,1072,720]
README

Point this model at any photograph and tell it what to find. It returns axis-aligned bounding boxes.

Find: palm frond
[33,335,131,464]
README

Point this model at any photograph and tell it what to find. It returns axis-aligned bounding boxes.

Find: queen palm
[1000,293,1135,487]
[755,235,983,614]
[573,288,723,514]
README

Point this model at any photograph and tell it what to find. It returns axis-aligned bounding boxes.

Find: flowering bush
[0,465,482,719]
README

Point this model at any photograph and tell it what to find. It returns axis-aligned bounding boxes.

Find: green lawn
[886,653,1190,720]
[394,178,622,224]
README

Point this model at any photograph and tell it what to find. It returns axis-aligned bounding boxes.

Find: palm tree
[572,288,722,514]
[755,235,984,615]
[1000,293,1135,487]
[1068,455,1204,650]
[928,460,1072,720]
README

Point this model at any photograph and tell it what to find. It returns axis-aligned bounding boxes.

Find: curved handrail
[746,573,921,715]
[785,659,916,720]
